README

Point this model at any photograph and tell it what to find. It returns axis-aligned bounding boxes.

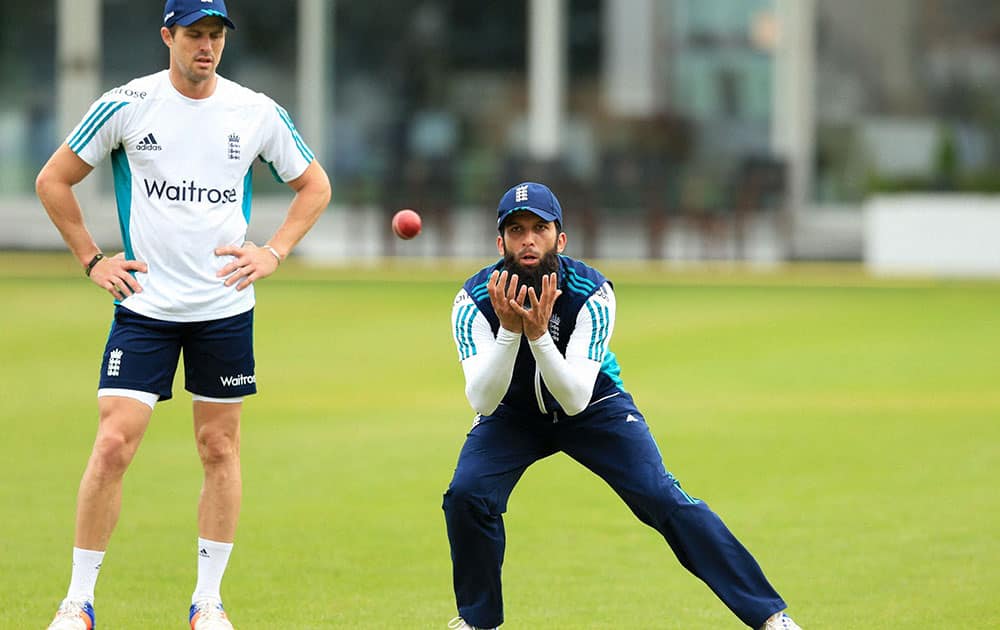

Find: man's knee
[195,427,239,467]
[90,429,138,476]
[443,476,498,518]
[90,400,151,476]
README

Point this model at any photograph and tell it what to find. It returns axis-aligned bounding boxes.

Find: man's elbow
[289,162,331,215]
[35,165,71,209]
[314,168,332,208]
[303,161,332,208]
[465,387,499,416]
[35,165,54,200]
[562,399,589,417]
[560,387,593,416]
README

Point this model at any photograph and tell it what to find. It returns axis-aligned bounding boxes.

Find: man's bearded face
[503,225,559,296]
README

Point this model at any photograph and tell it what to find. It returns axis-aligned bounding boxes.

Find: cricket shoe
[448,616,496,630]
[760,612,802,630]
[47,599,95,630]
[189,598,234,630]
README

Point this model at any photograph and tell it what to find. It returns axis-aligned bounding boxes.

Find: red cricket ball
[392,209,422,240]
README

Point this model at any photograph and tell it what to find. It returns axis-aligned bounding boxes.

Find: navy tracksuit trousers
[442,393,785,628]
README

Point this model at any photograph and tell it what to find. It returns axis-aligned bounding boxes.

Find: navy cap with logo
[164,0,237,30]
[496,182,563,232]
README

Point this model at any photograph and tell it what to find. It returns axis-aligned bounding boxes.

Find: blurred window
[19,1,1000,212]
[0,2,57,195]
[815,0,1000,202]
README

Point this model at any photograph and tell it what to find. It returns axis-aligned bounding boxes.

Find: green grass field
[2,252,998,629]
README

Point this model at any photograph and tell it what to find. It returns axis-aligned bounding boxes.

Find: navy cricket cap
[496,182,563,232]
[164,0,237,30]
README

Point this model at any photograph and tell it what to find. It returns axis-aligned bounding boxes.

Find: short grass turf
[1,252,998,628]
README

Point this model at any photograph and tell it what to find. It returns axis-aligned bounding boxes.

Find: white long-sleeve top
[451,281,617,416]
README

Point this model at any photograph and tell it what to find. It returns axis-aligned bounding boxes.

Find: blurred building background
[3,0,1000,272]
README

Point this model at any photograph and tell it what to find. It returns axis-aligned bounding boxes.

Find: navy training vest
[461,255,625,417]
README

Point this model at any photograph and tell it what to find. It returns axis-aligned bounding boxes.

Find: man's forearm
[37,181,101,268]
[463,327,521,415]
[265,193,325,256]
[266,163,331,256]
[528,332,600,416]
[36,144,101,269]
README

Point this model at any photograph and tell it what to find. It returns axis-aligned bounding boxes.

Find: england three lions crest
[227,133,241,160]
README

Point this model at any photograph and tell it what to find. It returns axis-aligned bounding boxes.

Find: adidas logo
[136,132,162,151]
[625,413,639,423]
[199,547,210,558]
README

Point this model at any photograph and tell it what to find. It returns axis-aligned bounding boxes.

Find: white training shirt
[67,70,315,322]
[451,281,617,416]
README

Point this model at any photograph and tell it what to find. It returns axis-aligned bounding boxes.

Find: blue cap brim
[497,207,560,228]
[171,10,236,30]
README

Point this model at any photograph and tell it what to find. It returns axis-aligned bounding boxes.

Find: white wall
[865,194,1000,276]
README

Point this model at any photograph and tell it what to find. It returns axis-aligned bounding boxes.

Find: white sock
[192,537,234,602]
[66,547,105,603]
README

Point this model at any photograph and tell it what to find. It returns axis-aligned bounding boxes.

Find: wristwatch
[85,252,105,277]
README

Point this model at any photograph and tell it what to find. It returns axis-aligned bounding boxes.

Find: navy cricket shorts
[98,305,257,401]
